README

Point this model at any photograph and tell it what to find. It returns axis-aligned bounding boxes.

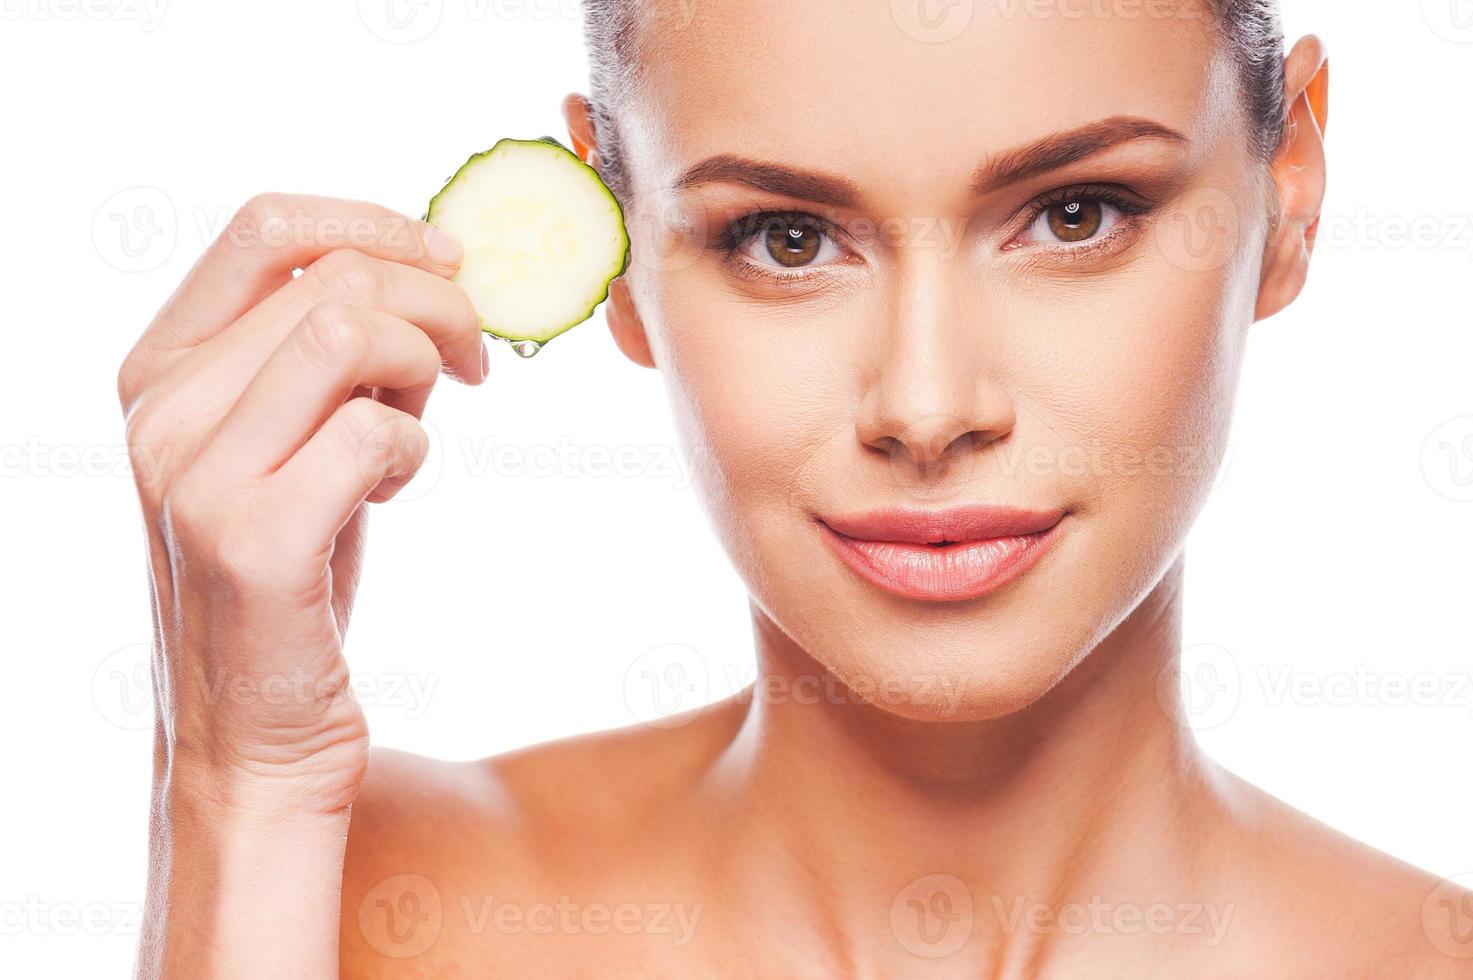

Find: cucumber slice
[425,136,630,356]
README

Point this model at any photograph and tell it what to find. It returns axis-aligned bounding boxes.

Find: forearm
[136,763,351,980]
[114,192,476,980]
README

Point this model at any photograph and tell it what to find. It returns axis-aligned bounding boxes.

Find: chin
[816,630,1087,724]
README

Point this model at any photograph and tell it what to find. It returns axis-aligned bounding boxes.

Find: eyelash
[1010,183,1154,260]
[713,208,848,288]
[711,184,1156,286]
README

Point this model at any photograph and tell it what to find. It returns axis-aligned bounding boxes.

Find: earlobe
[1255,36,1330,323]
[605,277,656,369]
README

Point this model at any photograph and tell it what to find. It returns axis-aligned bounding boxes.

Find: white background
[3,1,1472,974]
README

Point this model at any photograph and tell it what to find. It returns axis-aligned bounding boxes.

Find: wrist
[158,751,359,828]
[154,707,368,816]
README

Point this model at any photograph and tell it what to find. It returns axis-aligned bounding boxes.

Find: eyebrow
[670,115,1188,209]
[672,154,864,209]
[970,115,1189,195]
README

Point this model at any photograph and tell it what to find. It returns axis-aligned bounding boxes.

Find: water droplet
[509,339,543,358]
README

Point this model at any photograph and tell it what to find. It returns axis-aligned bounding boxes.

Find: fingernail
[422,223,463,269]
[480,339,490,381]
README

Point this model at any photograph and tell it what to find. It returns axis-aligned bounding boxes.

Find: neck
[701,555,1234,976]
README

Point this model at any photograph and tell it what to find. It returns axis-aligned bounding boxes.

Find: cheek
[641,269,856,572]
[1004,250,1253,547]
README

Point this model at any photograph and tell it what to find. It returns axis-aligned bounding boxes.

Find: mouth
[816,504,1067,603]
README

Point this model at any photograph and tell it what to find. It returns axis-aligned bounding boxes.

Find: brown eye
[1045,199,1104,243]
[763,217,823,267]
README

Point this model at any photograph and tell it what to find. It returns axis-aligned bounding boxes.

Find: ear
[561,92,657,369]
[561,91,603,170]
[604,277,655,368]
[1255,35,1330,322]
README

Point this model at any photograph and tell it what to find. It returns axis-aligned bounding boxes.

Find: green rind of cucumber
[425,136,630,348]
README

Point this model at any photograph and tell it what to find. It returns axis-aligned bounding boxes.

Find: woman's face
[614,0,1273,721]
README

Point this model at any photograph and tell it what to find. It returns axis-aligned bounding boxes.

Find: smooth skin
[119,3,1470,978]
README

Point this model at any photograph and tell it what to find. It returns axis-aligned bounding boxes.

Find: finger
[203,248,485,389]
[268,398,431,546]
[196,302,442,479]
[137,194,464,356]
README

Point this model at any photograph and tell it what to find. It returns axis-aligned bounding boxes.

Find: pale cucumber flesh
[426,137,629,347]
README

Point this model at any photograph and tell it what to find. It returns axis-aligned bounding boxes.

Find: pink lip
[817,505,1067,602]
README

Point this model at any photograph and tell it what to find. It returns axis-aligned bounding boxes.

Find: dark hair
[581,0,1286,205]
[1210,0,1288,160]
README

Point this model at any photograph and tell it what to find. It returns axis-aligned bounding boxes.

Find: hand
[117,192,486,815]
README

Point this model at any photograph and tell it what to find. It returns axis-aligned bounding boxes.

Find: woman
[117,0,1470,975]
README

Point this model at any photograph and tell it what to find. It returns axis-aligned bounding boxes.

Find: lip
[817,504,1067,603]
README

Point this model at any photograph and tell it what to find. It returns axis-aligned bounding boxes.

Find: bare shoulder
[339,702,742,977]
[1209,766,1473,978]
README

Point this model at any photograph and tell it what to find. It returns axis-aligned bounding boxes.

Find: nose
[853,262,1016,482]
